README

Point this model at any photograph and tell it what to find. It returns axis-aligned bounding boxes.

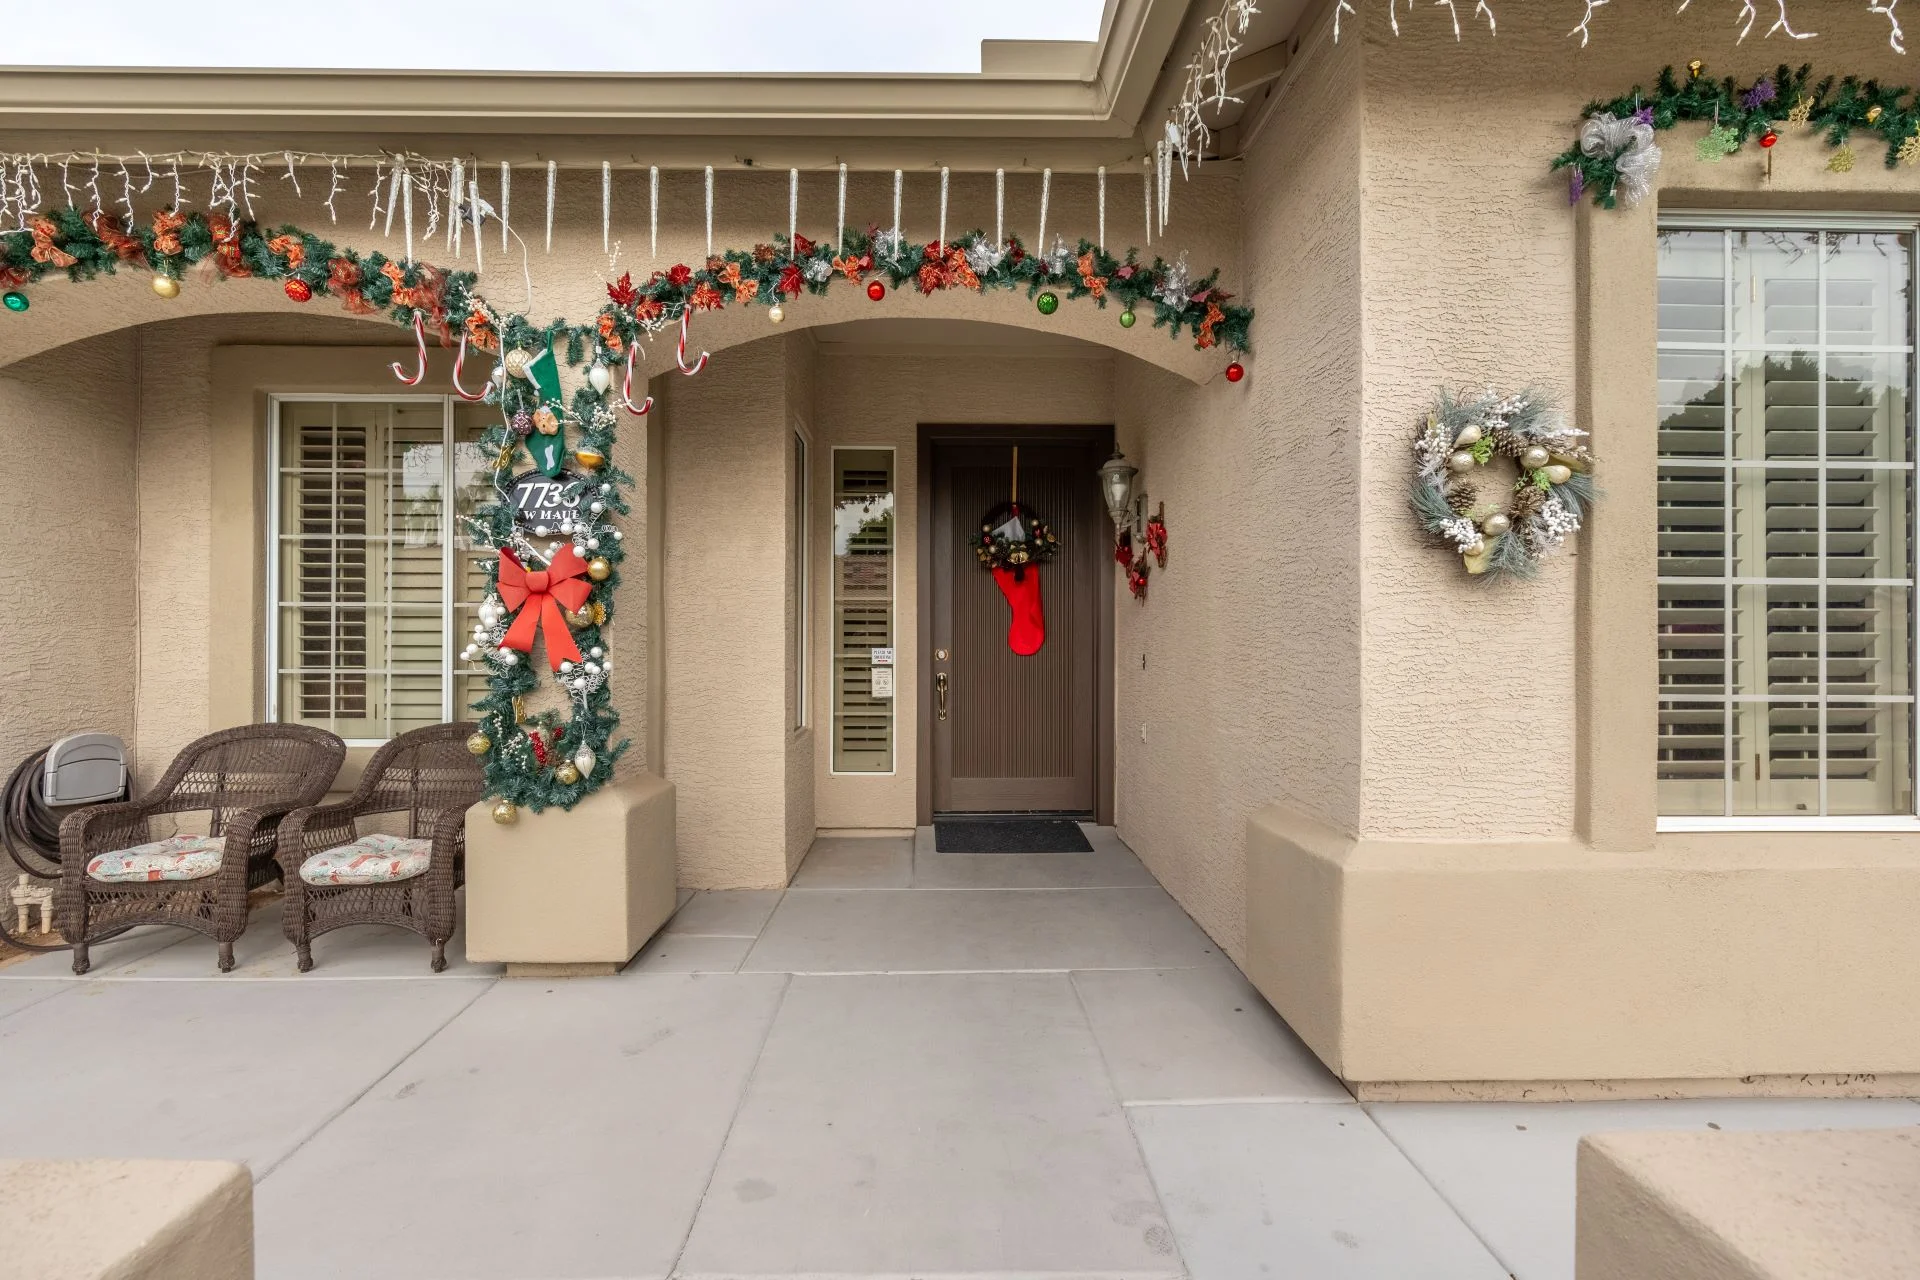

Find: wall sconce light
[1098,450,1141,534]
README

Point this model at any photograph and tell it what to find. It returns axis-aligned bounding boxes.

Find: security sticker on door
[870,647,895,666]
[870,666,895,699]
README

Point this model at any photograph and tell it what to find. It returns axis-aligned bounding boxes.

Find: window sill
[1658,816,1920,834]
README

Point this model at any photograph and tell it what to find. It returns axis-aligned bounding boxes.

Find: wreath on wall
[1409,388,1595,580]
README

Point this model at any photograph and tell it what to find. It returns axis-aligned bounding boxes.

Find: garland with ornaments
[1555,62,1920,209]
[0,200,1255,816]
[1409,388,1595,581]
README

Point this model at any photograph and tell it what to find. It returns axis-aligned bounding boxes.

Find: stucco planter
[463,771,678,975]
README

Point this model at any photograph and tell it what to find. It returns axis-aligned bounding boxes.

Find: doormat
[933,819,1094,854]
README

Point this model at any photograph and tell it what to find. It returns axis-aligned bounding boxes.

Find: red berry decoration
[1225,361,1246,383]
[283,278,313,303]
[1760,129,1778,149]
[867,280,886,301]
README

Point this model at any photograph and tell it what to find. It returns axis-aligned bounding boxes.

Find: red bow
[498,546,592,669]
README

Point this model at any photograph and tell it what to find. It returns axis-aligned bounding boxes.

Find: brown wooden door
[929,433,1108,815]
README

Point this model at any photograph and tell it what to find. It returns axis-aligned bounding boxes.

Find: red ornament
[283,278,312,303]
[1760,129,1779,148]
[867,280,887,301]
[1225,361,1245,383]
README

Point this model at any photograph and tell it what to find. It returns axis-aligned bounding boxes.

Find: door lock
[935,671,949,721]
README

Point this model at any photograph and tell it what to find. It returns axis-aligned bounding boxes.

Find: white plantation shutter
[831,449,895,773]
[1656,224,1917,820]
[272,399,492,743]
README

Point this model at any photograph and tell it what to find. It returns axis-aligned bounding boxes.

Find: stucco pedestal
[1576,1129,1920,1279]
[464,771,678,975]
[0,1158,253,1279]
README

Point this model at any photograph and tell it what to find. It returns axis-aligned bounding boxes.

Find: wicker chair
[276,723,484,973]
[58,724,345,974]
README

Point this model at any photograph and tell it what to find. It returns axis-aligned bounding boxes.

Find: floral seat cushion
[86,834,225,883]
[300,833,432,886]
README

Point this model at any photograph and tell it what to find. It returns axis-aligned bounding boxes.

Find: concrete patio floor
[0,826,1914,1279]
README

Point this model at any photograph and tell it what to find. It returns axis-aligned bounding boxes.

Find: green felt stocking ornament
[526,344,568,476]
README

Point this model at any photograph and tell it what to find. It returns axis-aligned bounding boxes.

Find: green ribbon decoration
[526,344,567,476]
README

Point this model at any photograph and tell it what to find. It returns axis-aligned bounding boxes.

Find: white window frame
[828,444,898,777]
[792,419,813,732]
[1656,212,1920,832]
[265,393,465,747]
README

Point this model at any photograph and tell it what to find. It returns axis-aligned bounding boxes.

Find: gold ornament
[1900,129,1920,168]
[564,606,592,629]
[1828,146,1857,174]
[1543,464,1573,486]
[587,557,611,581]
[1462,538,1494,576]
[1482,513,1512,536]
[490,800,519,825]
[1687,59,1704,79]
[1786,96,1815,129]
[532,406,561,435]
[1868,105,1885,124]
[1520,445,1552,470]
[1453,425,1482,448]
[555,762,582,786]
[503,349,534,380]
[1447,450,1476,474]
[768,303,786,324]
[466,732,492,756]
[574,447,606,470]
[511,696,526,724]
[150,275,181,299]
[588,601,607,625]
[493,444,516,471]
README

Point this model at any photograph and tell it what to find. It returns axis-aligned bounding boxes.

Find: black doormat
[933,819,1093,853]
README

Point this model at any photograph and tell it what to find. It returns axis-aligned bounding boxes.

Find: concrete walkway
[0,828,1913,1279]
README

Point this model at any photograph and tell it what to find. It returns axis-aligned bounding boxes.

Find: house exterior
[3,0,1918,1098]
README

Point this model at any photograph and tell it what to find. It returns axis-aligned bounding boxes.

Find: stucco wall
[1110,14,1363,963]
[1353,6,1916,839]
[0,335,138,778]
[782,333,817,877]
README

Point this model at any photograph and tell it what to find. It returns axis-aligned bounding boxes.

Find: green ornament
[1119,309,1136,328]
[1696,125,1741,162]
[2,292,27,313]
[1036,291,1060,316]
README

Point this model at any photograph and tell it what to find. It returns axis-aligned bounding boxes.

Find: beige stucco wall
[0,335,139,777]
[1112,14,1363,964]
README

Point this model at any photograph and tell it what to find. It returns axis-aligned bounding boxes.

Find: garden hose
[0,746,128,952]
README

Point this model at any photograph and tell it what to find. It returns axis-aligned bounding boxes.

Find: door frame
[916,423,1116,826]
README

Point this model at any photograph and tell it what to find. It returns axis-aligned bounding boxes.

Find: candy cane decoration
[676,308,709,376]
[391,314,428,386]
[450,330,489,401]
[621,341,654,415]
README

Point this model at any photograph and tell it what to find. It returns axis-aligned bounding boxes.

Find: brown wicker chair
[276,723,484,973]
[58,724,345,974]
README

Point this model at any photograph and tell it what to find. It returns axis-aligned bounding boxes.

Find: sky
[4,1,1111,73]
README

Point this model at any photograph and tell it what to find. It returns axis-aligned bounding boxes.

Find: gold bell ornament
[490,799,519,825]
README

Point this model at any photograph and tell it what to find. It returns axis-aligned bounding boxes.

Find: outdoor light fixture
[1098,450,1140,533]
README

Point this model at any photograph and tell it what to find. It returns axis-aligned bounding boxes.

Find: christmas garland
[1555,63,1920,209]
[0,206,1253,353]
[1409,388,1595,580]
[0,205,1254,815]
[971,501,1059,572]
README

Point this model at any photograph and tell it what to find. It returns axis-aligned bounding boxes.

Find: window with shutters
[830,447,895,773]
[268,396,495,745]
[793,426,812,732]
[1657,220,1917,825]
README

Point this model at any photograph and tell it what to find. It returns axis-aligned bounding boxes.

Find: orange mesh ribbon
[267,234,306,271]
[833,255,865,282]
[596,312,624,355]
[467,310,499,352]
[151,209,187,257]
[27,216,76,269]
[381,261,449,340]
[206,215,250,276]
[328,256,376,314]
[497,546,592,670]
[1196,300,1226,350]
[1077,251,1106,300]
[87,212,146,264]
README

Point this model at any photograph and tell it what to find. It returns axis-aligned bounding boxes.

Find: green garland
[1554,63,1920,209]
[0,206,1254,814]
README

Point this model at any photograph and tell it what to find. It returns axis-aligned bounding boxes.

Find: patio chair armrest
[426,806,470,889]
[275,802,361,879]
[58,802,153,882]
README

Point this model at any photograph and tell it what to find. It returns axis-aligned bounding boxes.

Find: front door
[928,430,1110,816]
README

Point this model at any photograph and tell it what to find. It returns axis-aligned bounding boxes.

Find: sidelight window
[830,447,896,773]
[1656,220,1918,825]
[267,396,495,744]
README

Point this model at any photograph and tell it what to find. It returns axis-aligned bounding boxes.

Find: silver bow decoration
[1579,112,1663,208]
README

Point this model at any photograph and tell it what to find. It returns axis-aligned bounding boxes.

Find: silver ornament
[1482,513,1512,536]
[1453,425,1482,448]
[1544,464,1573,486]
[1521,446,1552,470]
[1448,450,1476,474]
[588,363,612,393]
[573,745,596,776]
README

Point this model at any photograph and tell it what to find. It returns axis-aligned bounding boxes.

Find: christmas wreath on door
[971,498,1058,655]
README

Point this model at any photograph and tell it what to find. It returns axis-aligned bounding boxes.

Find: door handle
[935,671,949,721]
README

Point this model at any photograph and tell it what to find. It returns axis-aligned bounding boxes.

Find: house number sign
[506,469,585,531]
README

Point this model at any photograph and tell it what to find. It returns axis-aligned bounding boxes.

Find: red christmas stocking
[991,565,1045,656]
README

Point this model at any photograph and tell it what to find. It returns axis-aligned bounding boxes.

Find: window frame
[265,392,467,747]
[1656,211,1920,833]
[792,419,813,733]
[827,444,898,777]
